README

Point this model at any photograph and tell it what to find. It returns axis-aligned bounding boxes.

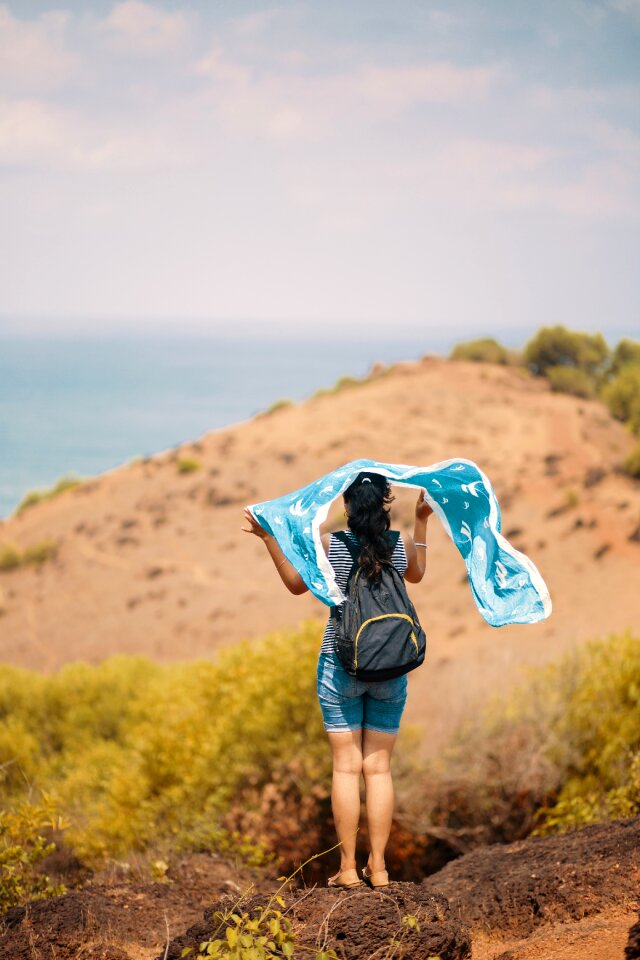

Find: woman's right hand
[415,490,433,522]
[241,508,271,541]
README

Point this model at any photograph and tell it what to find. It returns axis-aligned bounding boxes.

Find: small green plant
[0,539,58,572]
[622,441,640,479]
[0,794,68,911]
[564,488,579,509]
[182,847,341,960]
[150,858,170,882]
[15,475,82,515]
[312,375,363,399]
[264,399,294,415]
[177,457,201,474]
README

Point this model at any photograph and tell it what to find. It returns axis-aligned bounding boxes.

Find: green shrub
[610,337,640,376]
[450,337,509,365]
[176,457,201,474]
[524,325,609,378]
[0,623,328,868]
[622,442,640,479]
[546,365,595,398]
[601,365,640,435]
[396,629,640,846]
[15,475,82,515]
[532,630,640,833]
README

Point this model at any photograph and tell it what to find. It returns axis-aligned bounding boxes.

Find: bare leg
[327,729,363,870]
[362,728,397,872]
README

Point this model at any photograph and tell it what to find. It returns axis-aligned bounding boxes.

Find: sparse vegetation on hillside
[176,456,201,474]
[312,374,364,400]
[0,538,58,571]
[14,474,83,515]
[264,398,294,415]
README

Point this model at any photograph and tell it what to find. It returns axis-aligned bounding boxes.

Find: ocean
[0,333,439,519]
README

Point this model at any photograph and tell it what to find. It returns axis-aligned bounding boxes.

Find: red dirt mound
[626,911,640,960]
[159,886,471,960]
[421,814,640,936]
[0,818,637,959]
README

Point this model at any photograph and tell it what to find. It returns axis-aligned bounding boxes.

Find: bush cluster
[449,327,640,462]
[397,629,640,845]
[0,623,329,870]
[14,475,82,515]
[0,623,637,903]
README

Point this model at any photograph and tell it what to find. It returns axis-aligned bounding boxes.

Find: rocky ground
[1,815,638,960]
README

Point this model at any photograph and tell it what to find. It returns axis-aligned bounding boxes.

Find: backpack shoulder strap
[386,530,401,550]
[332,531,360,587]
[332,530,361,563]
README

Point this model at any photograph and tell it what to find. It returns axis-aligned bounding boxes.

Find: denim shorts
[316,652,408,734]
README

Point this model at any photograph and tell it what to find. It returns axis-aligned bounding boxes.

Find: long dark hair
[343,472,395,581]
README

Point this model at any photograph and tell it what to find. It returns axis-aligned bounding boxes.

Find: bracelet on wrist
[276,557,288,570]
[414,542,428,548]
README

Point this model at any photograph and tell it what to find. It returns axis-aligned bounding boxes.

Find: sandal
[362,863,389,888]
[327,868,363,889]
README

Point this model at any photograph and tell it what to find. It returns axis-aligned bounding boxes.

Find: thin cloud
[99,1,191,55]
[0,5,78,94]
[231,6,288,37]
[610,0,640,21]
[0,1,638,328]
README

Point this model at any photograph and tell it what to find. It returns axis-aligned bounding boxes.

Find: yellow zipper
[353,613,418,669]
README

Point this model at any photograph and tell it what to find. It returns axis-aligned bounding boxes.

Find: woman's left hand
[241,508,271,541]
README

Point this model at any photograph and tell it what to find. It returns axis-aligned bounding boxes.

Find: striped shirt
[320,530,409,656]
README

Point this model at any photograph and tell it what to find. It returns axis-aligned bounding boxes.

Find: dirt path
[473,906,636,960]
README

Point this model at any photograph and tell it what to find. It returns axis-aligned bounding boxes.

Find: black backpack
[330,530,427,682]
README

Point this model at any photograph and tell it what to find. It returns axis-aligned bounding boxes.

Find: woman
[242,471,432,888]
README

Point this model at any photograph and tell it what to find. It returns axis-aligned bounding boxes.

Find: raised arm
[404,489,433,583]
[241,508,309,595]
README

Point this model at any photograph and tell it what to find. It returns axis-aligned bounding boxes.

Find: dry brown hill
[1,356,639,754]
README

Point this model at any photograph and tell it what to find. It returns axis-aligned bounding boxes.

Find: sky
[0,0,639,343]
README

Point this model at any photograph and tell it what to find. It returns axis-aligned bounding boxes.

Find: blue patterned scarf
[248,457,551,627]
